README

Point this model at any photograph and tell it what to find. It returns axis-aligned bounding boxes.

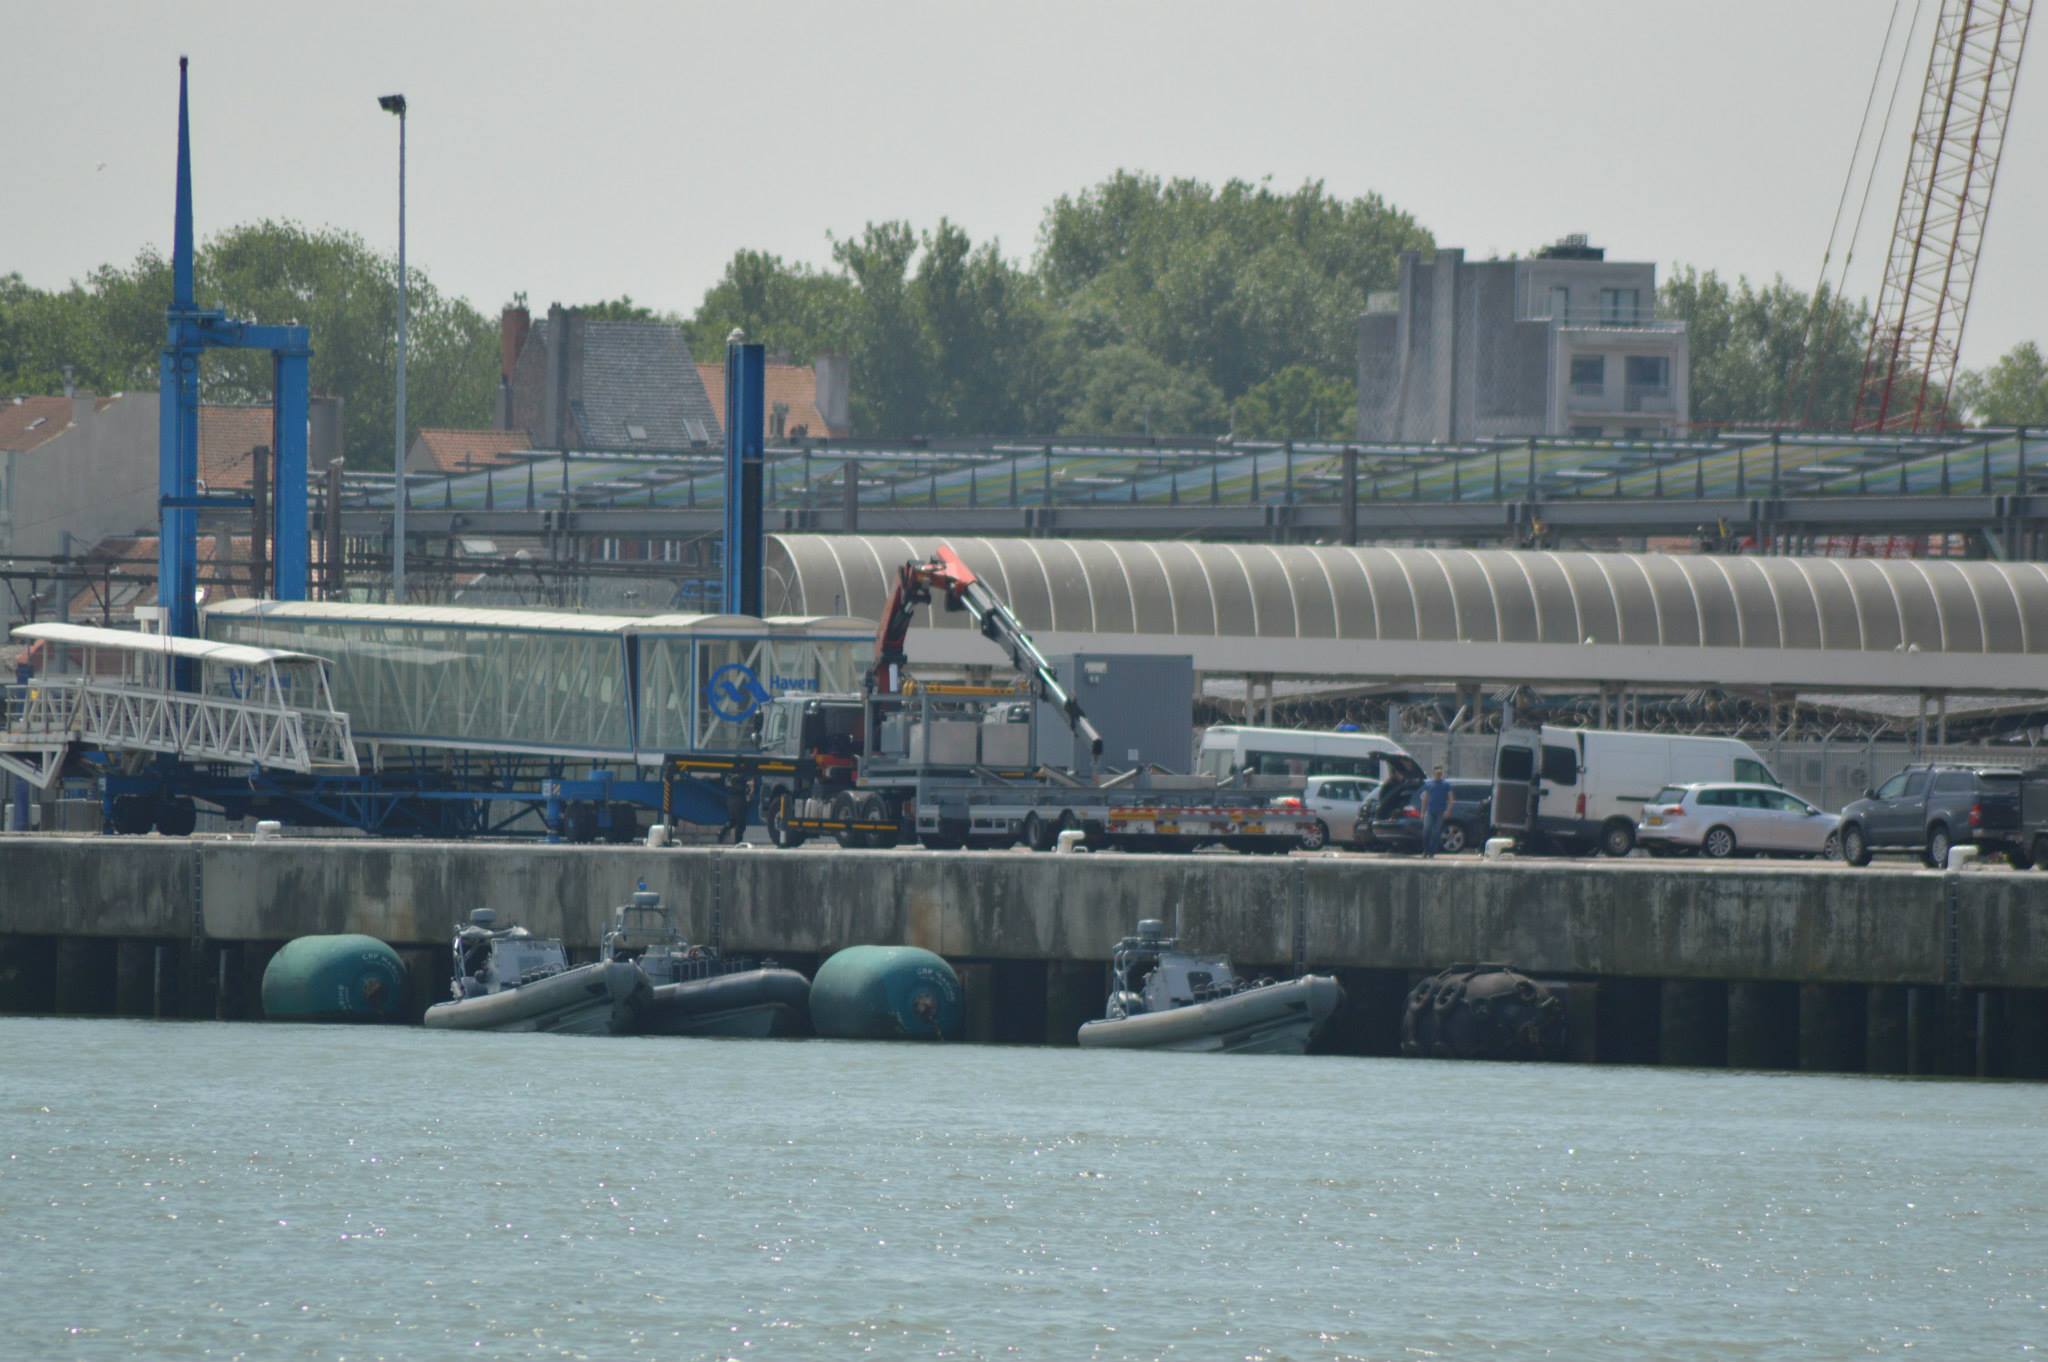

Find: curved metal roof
[765,535,2048,692]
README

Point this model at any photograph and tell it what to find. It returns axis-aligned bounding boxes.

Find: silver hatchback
[1637,782,1841,860]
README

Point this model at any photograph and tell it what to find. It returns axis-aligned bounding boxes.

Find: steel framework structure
[1857,0,2034,432]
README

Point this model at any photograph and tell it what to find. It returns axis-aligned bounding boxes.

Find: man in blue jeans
[1420,765,1453,858]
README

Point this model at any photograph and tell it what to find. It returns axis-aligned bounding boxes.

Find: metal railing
[2,678,356,774]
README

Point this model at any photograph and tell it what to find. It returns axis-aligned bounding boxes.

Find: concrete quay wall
[1,836,2041,989]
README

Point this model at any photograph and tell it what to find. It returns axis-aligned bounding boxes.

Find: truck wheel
[604,803,639,844]
[1299,819,1328,851]
[564,802,598,844]
[1702,825,1737,859]
[830,792,867,849]
[1438,821,1469,854]
[111,795,155,836]
[153,797,198,838]
[1842,823,1872,866]
[1819,831,1841,861]
[2005,841,2033,870]
[1925,824,1952,869]
[1020,812,1051,852]
[1600,819,1636,857]
[859,793,900,849]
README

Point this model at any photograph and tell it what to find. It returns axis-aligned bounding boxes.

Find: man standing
[1420,764,1453,858]
[721,773,753,844]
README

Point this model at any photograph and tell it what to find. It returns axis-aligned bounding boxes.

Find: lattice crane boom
[1855,0,2033,432]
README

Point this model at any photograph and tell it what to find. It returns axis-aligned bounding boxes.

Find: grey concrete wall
[2,837,2038,989]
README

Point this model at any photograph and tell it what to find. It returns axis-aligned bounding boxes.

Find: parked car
[1836,764,2028,867]
[1358,777,1493,854]
[1636,782,1840,860]
[1272,774,1381,849]
[1491,725,1782,857]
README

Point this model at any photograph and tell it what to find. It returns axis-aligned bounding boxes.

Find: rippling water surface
[1,1018,2041,1360]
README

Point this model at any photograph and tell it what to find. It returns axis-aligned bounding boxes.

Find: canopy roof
[765,535,2048,694]
[13,622,322,669]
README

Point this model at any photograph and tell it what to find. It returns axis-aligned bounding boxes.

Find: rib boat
[1077,919,1342,1054]
[423,908,648,1035]
[601,886,811,1038]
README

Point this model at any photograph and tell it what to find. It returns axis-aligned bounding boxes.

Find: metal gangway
[0,623,358,790]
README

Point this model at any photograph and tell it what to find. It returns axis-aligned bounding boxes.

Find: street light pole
[379,92,408,603]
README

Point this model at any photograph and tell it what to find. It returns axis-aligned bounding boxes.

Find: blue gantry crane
[159,56,311,642]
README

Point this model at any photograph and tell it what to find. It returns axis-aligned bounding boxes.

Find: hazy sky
[9,0,2043,368]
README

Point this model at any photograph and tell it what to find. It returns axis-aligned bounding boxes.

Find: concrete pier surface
[1,836,2041,1074]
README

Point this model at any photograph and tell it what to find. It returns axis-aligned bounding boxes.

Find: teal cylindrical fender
[809,945,962,1041]
[261,935,407,1023]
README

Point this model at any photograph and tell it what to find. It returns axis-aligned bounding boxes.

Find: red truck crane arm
[871,544,1105,761]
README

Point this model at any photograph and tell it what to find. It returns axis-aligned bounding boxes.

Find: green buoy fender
[261,935,407,1023]
[809,945,962,1041]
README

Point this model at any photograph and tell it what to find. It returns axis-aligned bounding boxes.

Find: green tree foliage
[1037,172,1431,402]
[1058,344,1224,437]
[1953,341,2048,427]
[1233,364,1358,439]
[1658,267,1867,427]
[0,222,495,463]
[573,295,676,323]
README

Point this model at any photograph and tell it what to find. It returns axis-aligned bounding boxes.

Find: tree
[1953,342,2048,427]
[1057,344,1224,436]
[1036,172,1432,401]
[0,222,497,463]
[1233,364,1357,439]
[573,295,676,324]
[1659,267,1866,427]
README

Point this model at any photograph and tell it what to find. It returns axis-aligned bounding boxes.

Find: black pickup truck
[1836,763,2028,867]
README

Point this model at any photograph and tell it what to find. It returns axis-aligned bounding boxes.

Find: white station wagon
[1637,782,1841,860]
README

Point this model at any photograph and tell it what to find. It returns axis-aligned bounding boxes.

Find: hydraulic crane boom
[872,544,1105,760]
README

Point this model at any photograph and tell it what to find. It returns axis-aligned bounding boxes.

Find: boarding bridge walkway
[0,624,356,789]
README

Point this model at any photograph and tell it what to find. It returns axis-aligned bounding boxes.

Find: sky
[7,0,2043,369]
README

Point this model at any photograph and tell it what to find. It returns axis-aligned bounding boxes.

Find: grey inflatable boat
[424,909,648,1035]
[601,886,811,1038]
[1077,919,1342,1054]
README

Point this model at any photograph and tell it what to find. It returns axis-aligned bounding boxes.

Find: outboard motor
[1401,963,1566,1061]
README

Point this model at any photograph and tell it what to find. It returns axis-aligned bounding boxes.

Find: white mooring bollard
[1055,829,1089,854]
[1483,837,1515,860]
[1946,844,1980,872]
[645,823,669,848]
[254,820,283,841]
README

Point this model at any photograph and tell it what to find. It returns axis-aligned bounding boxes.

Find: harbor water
[2,1018,2041,1360]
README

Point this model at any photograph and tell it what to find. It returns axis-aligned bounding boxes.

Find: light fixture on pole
[379,92,408,602]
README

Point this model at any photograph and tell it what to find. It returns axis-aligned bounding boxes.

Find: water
[1,1019,2041,1361]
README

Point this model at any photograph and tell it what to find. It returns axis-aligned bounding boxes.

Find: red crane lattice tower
[1855,0,2033,432]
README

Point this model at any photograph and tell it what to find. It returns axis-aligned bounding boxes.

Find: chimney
[813,354,851,435]
[500,305,530,383]
[544,304,568,449]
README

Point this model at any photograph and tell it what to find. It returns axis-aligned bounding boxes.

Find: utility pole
[380,92,409,601]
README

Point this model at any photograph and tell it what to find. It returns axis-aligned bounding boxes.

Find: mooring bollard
[1055,829,1089,854]
[1945,844,1980,872]
[645,823,669,848]
[1483,837,1514,860]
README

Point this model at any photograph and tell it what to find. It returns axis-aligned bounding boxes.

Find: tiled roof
[0,396,81,452]
[531,318,723,449]
[198,405,276,491]
[695,362,839,439]
[411,427,532,474]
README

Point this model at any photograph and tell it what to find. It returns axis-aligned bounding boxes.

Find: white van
[1195,725,1414,782]
[1491,725,1781,857]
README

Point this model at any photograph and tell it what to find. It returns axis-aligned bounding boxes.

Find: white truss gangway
[0,623,358,790]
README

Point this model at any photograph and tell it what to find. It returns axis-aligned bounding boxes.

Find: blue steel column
[159,57,201,643]
[271,347,310,598]
[722,341,766,617]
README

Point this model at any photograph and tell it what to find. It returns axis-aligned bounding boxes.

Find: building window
[1625,355,1670,392]
[1570,355,1605,394]
[1569,425,1605,440]
[1600,287,1641,324]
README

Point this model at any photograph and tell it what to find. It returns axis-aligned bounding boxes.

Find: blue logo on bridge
[707,663,771,721]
